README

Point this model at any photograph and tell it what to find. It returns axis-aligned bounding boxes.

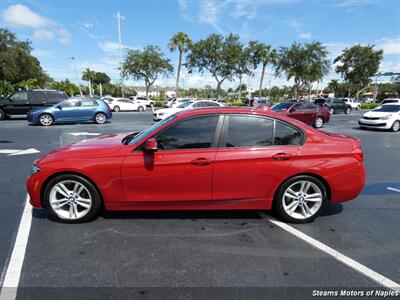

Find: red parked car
[272,101,330,128]
[27,107,365,224]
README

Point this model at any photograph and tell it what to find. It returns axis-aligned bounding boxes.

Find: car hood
[363,111,393,118]
[37,133,129,164]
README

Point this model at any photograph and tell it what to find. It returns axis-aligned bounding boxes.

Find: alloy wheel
[49,180,92,220]
[329,108,334,114]
[314,117,323,128]
[282,180,323,220]
[392,121,400,132]
[95,113,106,124]
[39,114,53,126]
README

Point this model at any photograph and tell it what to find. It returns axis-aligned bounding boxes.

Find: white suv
[342,98,361,110]
[381,98,400,105]
[130,96,155,107]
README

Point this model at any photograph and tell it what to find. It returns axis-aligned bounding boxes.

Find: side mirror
[289,108,296,113]
[145,138,158,151]
[56,105,62,110]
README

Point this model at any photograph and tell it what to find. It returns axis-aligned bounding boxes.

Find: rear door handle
[272,153,292,161]
[191,158,212,166]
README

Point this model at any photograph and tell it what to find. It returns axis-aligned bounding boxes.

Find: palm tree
[82,68,95,97]
[168,32,191,98]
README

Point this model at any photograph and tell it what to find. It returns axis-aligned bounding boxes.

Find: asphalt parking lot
[0,110,399,299]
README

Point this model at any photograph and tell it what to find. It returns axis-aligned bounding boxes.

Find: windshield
[272,103,293,111]
[127,115,177,145]
[373,105,400,112]
[177,101,193,108]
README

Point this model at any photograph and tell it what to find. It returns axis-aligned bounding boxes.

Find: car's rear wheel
[113,106,120,112]
[44,174,102,223]
[345,107,351,114]
[39,113,54,126]
[0,109,6,120]
[137,106,145,112]
[391,121,400,132]
[95,112,107,124]
[356,105,360,110]
[274,175,327,223]
[329,108,335,114]
[314,117,324,128]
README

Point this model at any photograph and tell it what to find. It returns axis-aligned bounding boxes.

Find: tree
[93,72,111,97]
[334,44,383,98]
[122,45,173,97]
[186,34,244,98]
[168,32,192,98]
[275,42,330,99]
[247,41,276,98]
[0,28,49,85]
[82,68,96,96]
[52,79,79,96]
[327,79,340,95]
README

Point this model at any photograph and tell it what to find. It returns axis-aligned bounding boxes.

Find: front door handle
[191,158,212,166]
[272,153,292,161]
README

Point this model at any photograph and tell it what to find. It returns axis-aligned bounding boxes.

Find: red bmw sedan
[27,107,365,224]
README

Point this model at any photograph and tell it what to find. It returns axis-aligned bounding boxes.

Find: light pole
[71,57,83,97]
[117,12,125,97]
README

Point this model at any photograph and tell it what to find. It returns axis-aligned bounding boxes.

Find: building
[125,86,176,98]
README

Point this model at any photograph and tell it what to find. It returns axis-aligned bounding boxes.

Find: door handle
[272,153,292,161]
[191,158,212,166]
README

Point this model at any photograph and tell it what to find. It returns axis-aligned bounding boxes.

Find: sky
[0,0,399,90]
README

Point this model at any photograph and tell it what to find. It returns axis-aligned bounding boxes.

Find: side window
[206,102,220,107]
[60,99,81,108]
[303,103,317,109]
[82,99,98,107]
[192,102,207,108]
[226,115,274,148]
[9,91,28,102]
[29,92,46,103]
[156,116,219,150]
[274,122,302,145]
[47,92,67,101]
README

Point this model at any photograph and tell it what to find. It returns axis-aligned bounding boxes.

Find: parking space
[1,110,399,298]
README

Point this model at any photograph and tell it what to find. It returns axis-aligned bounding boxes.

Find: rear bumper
[326,162,365,204]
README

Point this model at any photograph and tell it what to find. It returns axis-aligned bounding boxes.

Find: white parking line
[0,195,32,300]
[387,187,400,193]
[258,212,400,292]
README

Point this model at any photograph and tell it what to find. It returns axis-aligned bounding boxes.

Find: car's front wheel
[39,113,54,126]
[44,174,102,223]
[137,106,145,112]
[345,107,351,114]
[329,108,335,114]
[95,112,107,124]
[314,117,324,128]
[0,109,6,120]
[356,105,360,110]
[113,106,120,112]
[391,120,400,132]
[274,175,327,223]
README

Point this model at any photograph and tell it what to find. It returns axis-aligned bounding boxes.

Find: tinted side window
[29,91,46,103]
[274,122,302,145]
[206,102,219,107]
[157,116,219,150]
[60,99,81,108]
[226,115,273,148]
[333,100,343,104]
[82,99,98,107]
[47,92,68,101]
[9,91,27,101]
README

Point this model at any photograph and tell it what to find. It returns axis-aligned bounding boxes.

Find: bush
[154,99,163,107]
[360,103,380,110]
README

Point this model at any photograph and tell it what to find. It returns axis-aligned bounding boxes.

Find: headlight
[381,114,392,120]
[32,165,41,175]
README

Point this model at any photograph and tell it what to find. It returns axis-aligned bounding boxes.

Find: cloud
[2,4,72,44]
[2,4,53,28]
[299,32,312,39]
[198,0,224,33]
[337,0,373,7]
[377,37,400,55]
[379,60,400,73]
[33,29,54,41]
[98,42,130,55]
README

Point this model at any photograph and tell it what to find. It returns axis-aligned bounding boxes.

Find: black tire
[113,106,120,112]
[94,112,107,124]
[38,113,54,126]
[43,174,102,223]
[273,175,328,223]
[345,107,351,114]
[356,106,360,110]
[314,117,324,128]
[0,109,6,120]
[329,108,335,115]
[391,121,400,132]
[137,106,145,112]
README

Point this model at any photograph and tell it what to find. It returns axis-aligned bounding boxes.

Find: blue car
[27,98,112,126]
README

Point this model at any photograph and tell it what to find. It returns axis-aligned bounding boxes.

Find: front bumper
[26,171,47,208]
[358,119,391,129]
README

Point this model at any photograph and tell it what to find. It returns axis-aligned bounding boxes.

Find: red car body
[273,102,330,127]
[27,107,364,213]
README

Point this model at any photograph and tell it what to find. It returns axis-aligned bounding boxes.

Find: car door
[121,115,222,203]
[288,103,307,123]
[301,103,318,125]
[212,115,302,204]
[54,99,82,121]
[333,99,344,112]
[29,91,47,110]
[80,99,98,120]
[5,91,29,115]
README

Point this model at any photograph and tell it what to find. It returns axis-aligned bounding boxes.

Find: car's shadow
[32,204,343,221]
[28,121,112,126]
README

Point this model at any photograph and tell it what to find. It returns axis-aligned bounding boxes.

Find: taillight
[352,147,363,162]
